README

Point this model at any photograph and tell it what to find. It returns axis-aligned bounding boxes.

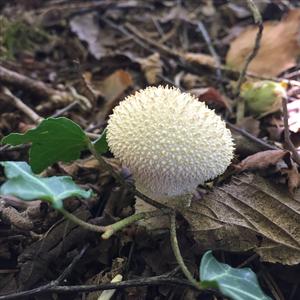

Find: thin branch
[234,0,263,97]
[125,22,181,58]
[56,244,89,283]
[100,16,151,52]
[101,15,300,94]
[0,245,88,300]
[0,65,57,99]
[225,121,278,151]
[0,276,198,300]
[0,65,92,110]
[48,101,79,118]
[1,87,43,124]
[282,96,300,166]
[196,21,222,87]
[169,212,202,290]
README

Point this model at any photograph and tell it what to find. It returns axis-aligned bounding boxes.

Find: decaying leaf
[288,99,300,133]
[183,52,216,67]
[281,164,300,194]
[235,149,289,171]
[190,87,231,110]
[70,12,106,59]
[226,9,300,76]
[183,174,300,265]
[94,70,133,123]
[137,53,163,85]
[236,116,260,137]
[97,70,133,103]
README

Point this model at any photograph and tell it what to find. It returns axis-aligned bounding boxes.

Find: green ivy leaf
[1,117,89,173]
[93,128,108,154]
[0,161,91,209]
[200,251,272,300]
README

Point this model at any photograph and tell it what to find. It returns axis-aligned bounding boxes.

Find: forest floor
[1,1,300,299]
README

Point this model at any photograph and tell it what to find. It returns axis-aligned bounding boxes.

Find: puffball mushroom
[107,86,234,203]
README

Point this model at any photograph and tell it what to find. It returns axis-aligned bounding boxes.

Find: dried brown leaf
[189,87,231,110]
[98,70,133,103]
[137,53,163,85]
[281,164,300,194]
[183,52,216,67]
[226,9,300,76]
[237,116,260,137]
[70,12,106,59]
[288,99,300,133]
[183,174,300,265]
[235,149,289,171]
[94,70,133,122]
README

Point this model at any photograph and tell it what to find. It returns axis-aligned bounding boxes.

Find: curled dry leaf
[98,70,133,103]
[183,174,300,265]
[226,9,300,76]
[236,116,260,137]
[94,70,133,123]
[288,99,300,133]
[235,149,289,172]
[70,12,106,59]
[189,87,231,110]
[183,52,216,67]
[281,164,300,194]
[137,53,163,85]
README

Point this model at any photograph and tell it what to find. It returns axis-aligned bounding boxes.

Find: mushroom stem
[169,212,202,290]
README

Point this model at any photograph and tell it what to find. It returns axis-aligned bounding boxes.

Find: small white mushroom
[107,86,234,203]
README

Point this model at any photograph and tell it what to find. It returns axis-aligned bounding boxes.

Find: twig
[100,17,151,52]
[102,16,300,92]
[169,212,201,290]
[225,121,278,151]
[125,22,181,58]
[282,96,300,165]
[1,87,43,124]
[0,65,92,110]
[0,276,198,300]
[234,0,263,97]
[0,65,59,99]
[0,244,88,300]
[56,244,89,283]
[196,21,222,87]
[51,101,79,118]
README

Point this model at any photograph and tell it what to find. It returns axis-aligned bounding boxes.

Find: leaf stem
[59,207,170,239]
[87,139,167,210]
[101,209,170,239]
[87,140,125,185]
[169,212,202,290]
[59,208,106,233]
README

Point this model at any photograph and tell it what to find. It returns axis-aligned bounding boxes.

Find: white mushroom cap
[107,86,234,200]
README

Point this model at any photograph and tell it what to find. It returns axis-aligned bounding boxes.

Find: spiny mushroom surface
[107,86,234,200]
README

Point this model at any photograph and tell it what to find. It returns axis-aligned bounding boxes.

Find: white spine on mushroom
[107,86,234,201]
